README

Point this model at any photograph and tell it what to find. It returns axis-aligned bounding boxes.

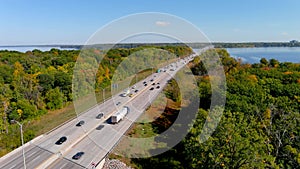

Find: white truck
[111,106,129,124]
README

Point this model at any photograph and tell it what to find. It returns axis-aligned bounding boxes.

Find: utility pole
[11,120,26,169]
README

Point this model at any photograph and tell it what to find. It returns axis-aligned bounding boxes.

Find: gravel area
[102,159,133,169]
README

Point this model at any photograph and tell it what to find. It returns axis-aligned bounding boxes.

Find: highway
[0,48,208,169]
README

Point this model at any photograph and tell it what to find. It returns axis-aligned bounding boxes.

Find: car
[96,113,104,119]
[150,87,154,90]
[55,136,67,145]
[143,81,147,84]
[129,93,133,97]
[72,152,84,160]
[150,79,154,82]
[76,120,85,126]
[134,89,139,93]
[157,82,160,85]
[96,125,104,130]
[116,101,121,106]
[132,85,136,89]
[156,86,160,89]
[152,83,155,85]
[144,83,147,86]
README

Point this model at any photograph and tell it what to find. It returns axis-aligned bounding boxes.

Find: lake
[227,47,300,63]
[0,46,78,53]
[1,46,300,64]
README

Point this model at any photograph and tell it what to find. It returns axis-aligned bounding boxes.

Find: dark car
[156,86,160,89]
[143,81,147,84]
[150,87,154,90]
[150,79,154,82]
[76,120,85,126]
[96,125,104,130]
[96,113,104,119]
[134,89,139,93]
[152,83,155,85]
[157,82,160,85]
[144,83,147,86]
[72,152,84,160]
[55,136,67,145]
[116,101,121,106]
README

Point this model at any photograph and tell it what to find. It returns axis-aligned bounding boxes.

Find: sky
[0,0,299,45]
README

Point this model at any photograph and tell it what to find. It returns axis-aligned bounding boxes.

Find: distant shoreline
[1,42,300,53]
[1,42,299,49]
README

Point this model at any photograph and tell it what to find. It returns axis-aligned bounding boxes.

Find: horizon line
[0,41,298,47]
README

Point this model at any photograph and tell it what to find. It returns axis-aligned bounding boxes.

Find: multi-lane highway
[0,48,208,169]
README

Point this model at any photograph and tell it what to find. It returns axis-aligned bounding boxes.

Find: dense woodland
[0,46,192,156]
[131,49,300,169]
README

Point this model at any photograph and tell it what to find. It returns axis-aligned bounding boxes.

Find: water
[0,46,78,53]
[1,46,300,64]
[227,47,300,63]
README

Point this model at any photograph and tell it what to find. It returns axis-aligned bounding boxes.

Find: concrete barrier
[0,134,44,164]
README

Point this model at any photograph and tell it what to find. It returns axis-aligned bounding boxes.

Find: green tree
[45,88,64,110]
[184,110,276,168]
[269,59,279,68]
[260,58,269,66]
[0,84,12,133]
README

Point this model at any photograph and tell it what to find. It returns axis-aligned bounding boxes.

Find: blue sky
[0,0,299,45]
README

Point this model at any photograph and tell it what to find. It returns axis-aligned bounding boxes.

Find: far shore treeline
[1,41,300,51]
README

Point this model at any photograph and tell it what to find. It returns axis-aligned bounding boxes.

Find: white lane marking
[8,164,17,169]
[59,162,67,169]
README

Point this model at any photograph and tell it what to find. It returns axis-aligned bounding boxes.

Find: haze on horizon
[0,0,299,45]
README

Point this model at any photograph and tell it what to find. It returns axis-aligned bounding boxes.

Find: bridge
[0,47,211,169]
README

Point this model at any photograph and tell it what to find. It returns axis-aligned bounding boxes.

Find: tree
[260,58,269,66]
[45,88,64,110]
[37,73,54,94]
[9,99,38,120]
[269,59,279,68]
[184,110,277,168]
[54,72,72,100]
[0,84,12,133]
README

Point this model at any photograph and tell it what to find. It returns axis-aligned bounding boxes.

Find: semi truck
[111,106,130,124]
